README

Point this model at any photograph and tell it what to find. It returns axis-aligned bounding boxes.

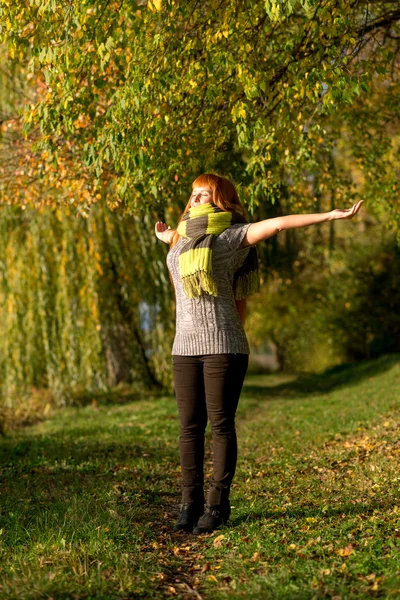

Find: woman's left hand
[155,221,176,243]
[329,200,364,221]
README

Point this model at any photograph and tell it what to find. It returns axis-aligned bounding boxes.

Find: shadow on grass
[70,384,167,408]
[242,352,400,401]
[230,496,399,527]
[0,428,181,547]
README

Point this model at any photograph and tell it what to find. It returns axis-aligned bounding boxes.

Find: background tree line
[0,0,399,425]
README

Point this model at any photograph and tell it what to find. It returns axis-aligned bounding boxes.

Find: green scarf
[176,202,259,300]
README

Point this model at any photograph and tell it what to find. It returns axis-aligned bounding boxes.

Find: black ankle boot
[192,502,231,535]
[173,501,204,532]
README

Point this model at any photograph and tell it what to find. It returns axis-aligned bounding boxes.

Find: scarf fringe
[234,270,260,301]
[182,270,260,300]
[182,271,219,298]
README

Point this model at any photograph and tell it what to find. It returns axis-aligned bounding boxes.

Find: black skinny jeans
[172,353,249,506]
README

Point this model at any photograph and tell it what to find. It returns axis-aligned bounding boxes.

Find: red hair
[170,173,248,248]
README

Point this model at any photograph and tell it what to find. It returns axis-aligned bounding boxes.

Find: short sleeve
[219,223,251,254]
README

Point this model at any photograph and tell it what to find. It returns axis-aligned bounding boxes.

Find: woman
[155,173,363,535]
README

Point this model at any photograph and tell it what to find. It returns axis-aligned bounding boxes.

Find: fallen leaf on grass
[370,581,379,591]
[250,551,259,561]
[172,545,191,556]
[201,562,211,573]
[336,544,354,557]
[213,534,225,548]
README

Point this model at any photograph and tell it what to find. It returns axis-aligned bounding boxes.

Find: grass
[0,353,399,599]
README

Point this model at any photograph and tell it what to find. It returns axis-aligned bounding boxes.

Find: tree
[0,1,399,402]
[0,202,174,405]
[0,1,399,227]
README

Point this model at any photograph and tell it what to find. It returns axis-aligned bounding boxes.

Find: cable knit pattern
[166,223,252,355]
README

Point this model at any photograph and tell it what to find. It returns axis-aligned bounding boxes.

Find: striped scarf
[176,202,259,300]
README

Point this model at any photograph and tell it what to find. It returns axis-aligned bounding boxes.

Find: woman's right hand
[329,200,364,221]
[155,221,175,243]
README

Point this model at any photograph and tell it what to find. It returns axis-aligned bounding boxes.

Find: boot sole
[173,525,196,532]
[173,513,204,532]
[192,519,229,535]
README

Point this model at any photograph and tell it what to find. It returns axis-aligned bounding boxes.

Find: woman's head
[188,173,246,216]
[170,173,247,247]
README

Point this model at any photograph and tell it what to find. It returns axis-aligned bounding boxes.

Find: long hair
[169,173,248,248]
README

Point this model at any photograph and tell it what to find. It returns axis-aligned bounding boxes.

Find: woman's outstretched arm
[155,221,176,244]
[241,200,364,248]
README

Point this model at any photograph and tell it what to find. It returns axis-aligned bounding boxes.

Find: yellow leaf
[250,551,259,561]
[148,0,162,10]
[371,581,379,591]
[213,534,225,548]
[337,544,354,556]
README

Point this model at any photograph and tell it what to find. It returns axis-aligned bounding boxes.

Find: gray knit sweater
[166,222,252,356]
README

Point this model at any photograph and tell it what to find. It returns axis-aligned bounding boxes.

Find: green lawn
[1,354,399,599]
